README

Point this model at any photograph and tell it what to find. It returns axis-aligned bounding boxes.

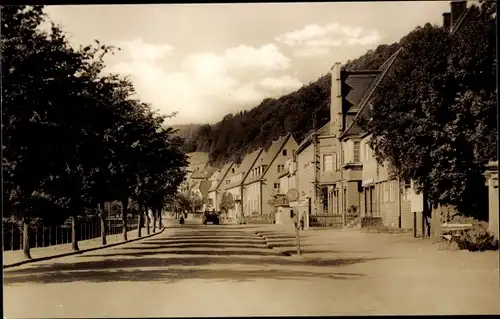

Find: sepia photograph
[2,0,499,317]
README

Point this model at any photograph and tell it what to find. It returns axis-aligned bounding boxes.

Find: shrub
[456,226,499,251]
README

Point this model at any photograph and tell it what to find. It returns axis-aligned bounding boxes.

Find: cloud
[276,22,381,57]
[260,75,302,91]
[108,40,300,125]
[119,38,174,62]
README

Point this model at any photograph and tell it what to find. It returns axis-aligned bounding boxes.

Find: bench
[439,223,473,250]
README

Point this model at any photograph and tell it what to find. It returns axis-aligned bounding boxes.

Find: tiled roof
[226,148,262,189]
[187,152,209,165]
[245,133,292,184]
[199,180,212,199]
[341,48,403,139]
[344,72,380,111]
[451,6,473,35]
[208,162,233,192]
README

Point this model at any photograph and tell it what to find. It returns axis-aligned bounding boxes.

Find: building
[222,149,262,219]
[207,162,234,212]
[290,0,480,231]
[274,158,298,226]
[242,133,299,217]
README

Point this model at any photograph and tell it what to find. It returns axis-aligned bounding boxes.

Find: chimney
[451,0,467,30]
[330,62,343,136]
[442,12,451,32]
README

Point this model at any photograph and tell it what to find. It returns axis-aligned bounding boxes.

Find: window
[274,183,280,189]
[231,168,235,173]
[322,154,333,172]
[277,164,285,173]
[226,180,230,185]
[353,141,360,162]
[282,149,287,156]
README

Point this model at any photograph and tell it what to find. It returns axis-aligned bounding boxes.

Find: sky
[44,2,452,126]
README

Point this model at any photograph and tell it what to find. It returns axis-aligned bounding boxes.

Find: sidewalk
[250,224,499,271]
[3,227,165,268]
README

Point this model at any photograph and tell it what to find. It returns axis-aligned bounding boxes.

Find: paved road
[4,221,500,317]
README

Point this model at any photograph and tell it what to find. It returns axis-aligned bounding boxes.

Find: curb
[3,227,166,269]
[255,231,292,257]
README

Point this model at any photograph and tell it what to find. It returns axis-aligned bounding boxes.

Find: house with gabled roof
[330,0,479,231]
[242,133,298,217]
[207,162,234,211]
[222,149,262,219]
[293,46,403,229]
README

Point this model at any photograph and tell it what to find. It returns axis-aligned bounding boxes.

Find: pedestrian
[179,215,185,225]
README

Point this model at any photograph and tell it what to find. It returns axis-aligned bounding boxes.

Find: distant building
[243,133,298,217]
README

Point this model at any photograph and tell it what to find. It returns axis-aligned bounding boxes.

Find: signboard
[286,188,300,201]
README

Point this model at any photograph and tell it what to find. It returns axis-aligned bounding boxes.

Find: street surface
[4,219,500,317]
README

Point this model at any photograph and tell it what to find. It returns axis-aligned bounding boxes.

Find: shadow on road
[4,266,366,285]
[3,225,387,286]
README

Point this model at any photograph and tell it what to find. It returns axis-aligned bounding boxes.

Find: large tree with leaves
[1,6,93,257]
[363,2,497,224]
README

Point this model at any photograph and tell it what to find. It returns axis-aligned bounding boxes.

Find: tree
[362,3,496,224]
[1,6,92,257]
[219,192,235,216]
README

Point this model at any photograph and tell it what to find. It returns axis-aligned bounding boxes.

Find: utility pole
[313,108,322,221]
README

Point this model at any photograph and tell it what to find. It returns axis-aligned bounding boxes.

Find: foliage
[361,2,496,219]
[1,6,188,254]
[456,226,499,252]
[178,31,405,166]
[219,192,235,213]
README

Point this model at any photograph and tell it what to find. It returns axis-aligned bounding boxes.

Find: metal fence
[309,214,344,228]
[2,217,139,251]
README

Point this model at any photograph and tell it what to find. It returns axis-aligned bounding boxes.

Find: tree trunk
[422,188,432,238]
[137,213,142,238]
[152,208,157,233]
[122,198,128,241]
[99,202,107,246]
[159,208,163,229]
[145,209,150,235]
[23,217,32,259]
[71,215,79,251]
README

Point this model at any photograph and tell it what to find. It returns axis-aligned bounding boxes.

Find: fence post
[11,224,14,251]
[49,226,52,246]
[20,226,23,250]
[55,226,58,245]
[35,228,38,248]
[80,223,83,241]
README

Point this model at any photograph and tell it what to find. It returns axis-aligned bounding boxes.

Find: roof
[451,5,473,35]
[344,71,381,113]
[244,133,292,185]
[208,161,233,192]
[340,47,403,139]
[225,148,262,189]
[187,152,209,165]
[199,180,212,199]
[190,166,217,180]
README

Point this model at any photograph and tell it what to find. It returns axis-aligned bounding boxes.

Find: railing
[309,214,343,228]
[244,214,275,224]
[2,217,139,251]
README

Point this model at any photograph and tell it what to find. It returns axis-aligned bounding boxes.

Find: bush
[456,226,499,251]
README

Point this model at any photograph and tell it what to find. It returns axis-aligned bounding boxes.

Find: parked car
[202,212,220,225]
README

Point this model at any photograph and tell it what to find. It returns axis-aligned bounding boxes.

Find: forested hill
[180,41,402,167]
